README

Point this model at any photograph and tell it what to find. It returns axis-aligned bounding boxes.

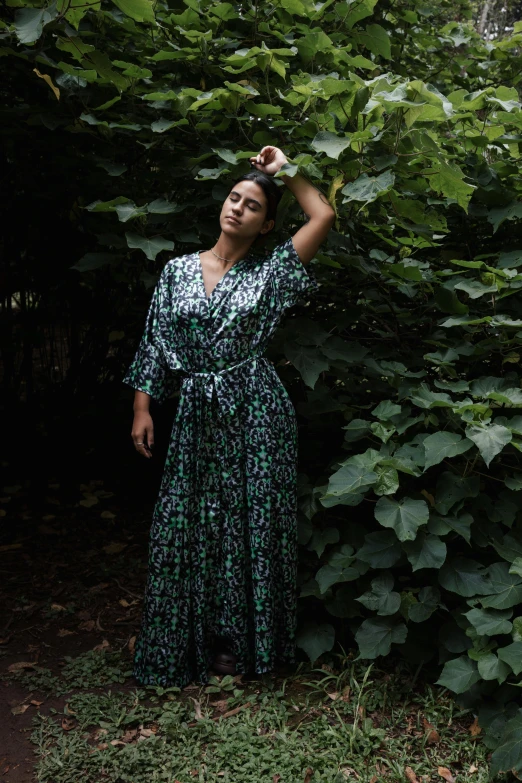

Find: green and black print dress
[123,237,319,688]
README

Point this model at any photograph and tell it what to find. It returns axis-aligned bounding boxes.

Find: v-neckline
[196,250,250,301]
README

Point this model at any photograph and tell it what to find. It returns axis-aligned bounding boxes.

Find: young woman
[124,145,335,687]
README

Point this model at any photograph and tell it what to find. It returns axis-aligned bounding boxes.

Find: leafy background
[3,0,522,773]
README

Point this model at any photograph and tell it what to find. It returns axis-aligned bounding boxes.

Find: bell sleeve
[122,266,179,404]
[269,236,320,311]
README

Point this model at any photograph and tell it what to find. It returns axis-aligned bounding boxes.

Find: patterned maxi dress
[123,237,319,688]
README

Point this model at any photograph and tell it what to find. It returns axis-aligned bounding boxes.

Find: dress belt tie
[179,354,265,418]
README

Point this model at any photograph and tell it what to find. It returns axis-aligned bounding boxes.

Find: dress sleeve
[269,236,320,311]
[122,267,179,404]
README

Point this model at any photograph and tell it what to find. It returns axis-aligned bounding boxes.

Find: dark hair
[229,170,283,245]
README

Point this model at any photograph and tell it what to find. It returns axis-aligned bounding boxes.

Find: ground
[0,478,490,783]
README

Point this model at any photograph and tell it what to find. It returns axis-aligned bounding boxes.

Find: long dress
[123,236,319,687]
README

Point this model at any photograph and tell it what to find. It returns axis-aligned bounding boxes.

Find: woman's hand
[131,411,154,459]
[249,146,288,176]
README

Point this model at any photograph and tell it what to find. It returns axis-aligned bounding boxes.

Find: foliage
[29,661,489,783]
[3,0,522,772]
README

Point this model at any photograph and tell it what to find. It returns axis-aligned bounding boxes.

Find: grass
[16,650,491,783]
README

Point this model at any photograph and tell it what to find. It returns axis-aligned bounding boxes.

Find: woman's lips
[226,216,241,224]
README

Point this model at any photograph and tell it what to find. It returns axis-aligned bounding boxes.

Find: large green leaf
[465,423,512,467]
[481,563,522,610]
[423,432,473,470]
[464,607,513,636]
[438,558,490,597]
[490,712,522,777]
[310,132,352,160]
[296,622,335,663]
[356,617,407,658]
[497,642,522,675]
[342,171,395,207]
[436,656,481,694]
[355,572,401,616]
[284,343,329,389]
[125,233,174,261]
[356,531,402,569]
[357,23,391,60]
[111,0,155,22]
[374,497,429,542]
[403,533,447,571]
[408,586,440,623]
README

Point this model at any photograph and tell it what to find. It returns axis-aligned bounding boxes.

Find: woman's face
[219,180,274,241]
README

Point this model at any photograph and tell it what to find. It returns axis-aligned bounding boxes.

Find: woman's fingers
[132,426,153,459]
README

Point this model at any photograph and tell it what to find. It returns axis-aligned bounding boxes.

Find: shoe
[212,650,237,675]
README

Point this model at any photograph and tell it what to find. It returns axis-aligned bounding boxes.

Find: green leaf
[477,653,510,682]
[284,343,329,389]
[110,0,155,22]
[355,572,401,616]
[71,253,116,272]
[356,617,407,658]
[296,622,335,663]
[439,558,490,597]
[408,586,440,623]
[403,533,447,571]
[372,401,402,420]
[125,233,174,261]
[357,23,391,60]
[425,160,475,212]
[423,432,473,470]
[342,171,395,206]
[356,531,402,568]
[316,545,359,593]
[434,472,479,515]
[490,713,522,778]
[322,464,377,499]
[311,132,352,160]
[464,608,513,636]
[436,656,481,694]
[374,497,429,542]
[465,423,512,467]
[481,563,522,610]
[373,465,399,496]
[307,527,339,558]
[147,199,179,214]
[497,642,522,675]
[14,6,56,44]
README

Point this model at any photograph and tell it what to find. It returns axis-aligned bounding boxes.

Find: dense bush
[3,0,522,772]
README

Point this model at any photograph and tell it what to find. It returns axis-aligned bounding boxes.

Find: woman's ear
[260,219,275,235]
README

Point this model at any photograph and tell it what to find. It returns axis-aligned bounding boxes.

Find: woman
[124,145,335,687]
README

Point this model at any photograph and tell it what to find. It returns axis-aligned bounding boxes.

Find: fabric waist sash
[179,354,268,417]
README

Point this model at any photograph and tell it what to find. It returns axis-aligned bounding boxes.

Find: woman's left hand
[249,146,288,176]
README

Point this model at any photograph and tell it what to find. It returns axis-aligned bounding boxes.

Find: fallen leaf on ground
[190,698,203,720]
[406,767,420,783]
[273,776,281,783]
[119,599,132,607]
[128,635,136,654]
[469,765,478,774]
[220,702,251,720]
[102,542,127,554]
[120,729,138,743]
[57,628,76,637]
[469,717,481,736]
[304,768,314,783]
[139,728,154,738]
[7,661,37,672]
[31,700,43,707]
[93,639,110,651]
[78,620,95,632]
[11,704,29,715]
[110,739,126,746]
[50,603,67,611]
[327,691,340,700]
[423,717,440,744]
[38,524,59,535]
[438,767,456,783]
[100,511,116,519]
[0,543,22,551]
[62,718,76,731]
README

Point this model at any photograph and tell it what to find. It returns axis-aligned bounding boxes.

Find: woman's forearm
[280,171,334,222]
[133,390,151,413]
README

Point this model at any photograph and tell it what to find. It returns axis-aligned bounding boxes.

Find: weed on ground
[20,655,490,783]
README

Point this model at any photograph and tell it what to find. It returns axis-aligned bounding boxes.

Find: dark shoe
[212,650,237,675]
